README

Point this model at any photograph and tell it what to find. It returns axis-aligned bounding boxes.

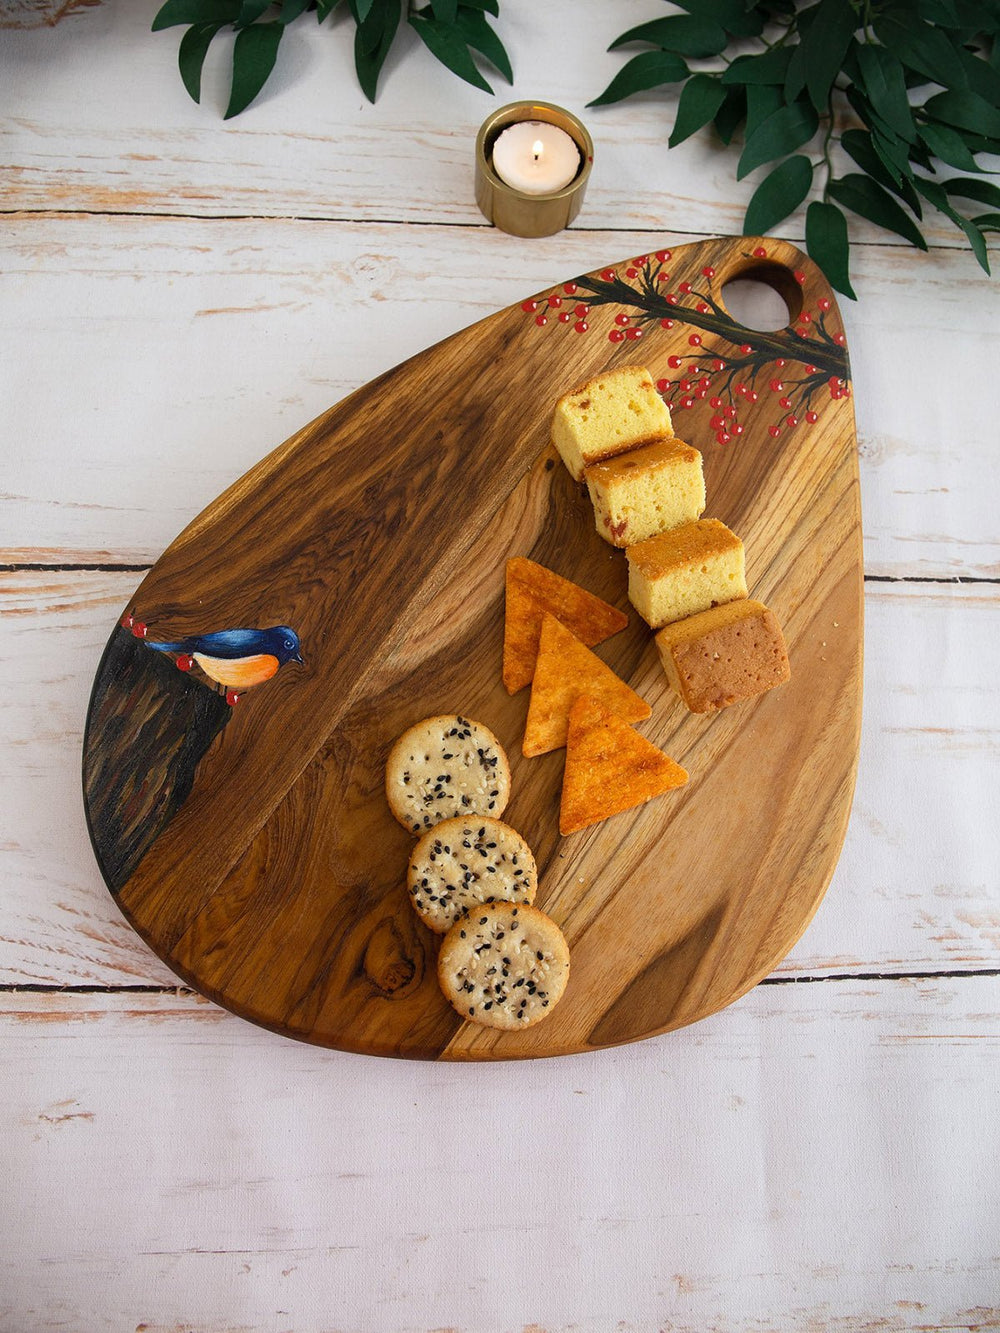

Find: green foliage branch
[591,0,1000,297]
[151,0,512,119]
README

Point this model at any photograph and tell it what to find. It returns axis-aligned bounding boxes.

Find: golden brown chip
[503,557,628,694]
[559,695,688,836]
[523,614,650,757]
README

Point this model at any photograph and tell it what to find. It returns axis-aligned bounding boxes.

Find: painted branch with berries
[522,250,850,446]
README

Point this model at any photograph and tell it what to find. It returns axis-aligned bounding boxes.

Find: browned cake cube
[655,599,790,713]
[626,518,747,629]
[585,437,705,547]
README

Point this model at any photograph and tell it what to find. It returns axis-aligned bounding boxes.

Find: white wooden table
[3,4,999,1329]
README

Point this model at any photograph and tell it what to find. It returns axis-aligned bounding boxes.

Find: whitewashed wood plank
[1,981,997,1332]
[1,572,997,989]
[3,214,998,577]
[2,0,997,256]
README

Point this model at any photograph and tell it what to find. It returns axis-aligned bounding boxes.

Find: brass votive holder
[475,101,594,238]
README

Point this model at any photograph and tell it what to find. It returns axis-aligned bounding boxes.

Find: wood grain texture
[81,237,863,1057]
[2,981,998,1333]
[3,213,997,578]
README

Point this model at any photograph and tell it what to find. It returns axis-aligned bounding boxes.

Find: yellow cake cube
[551,364,673,481]
[626,518,747,629]
[584,437,705,548]
[655,599,790,713]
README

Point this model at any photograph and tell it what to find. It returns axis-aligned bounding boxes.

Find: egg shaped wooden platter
[83,236,862,1060]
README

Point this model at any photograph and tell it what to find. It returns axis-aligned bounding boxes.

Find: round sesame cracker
[437,903,570,1031]
[407,816,537,934]
[385,714,511,834]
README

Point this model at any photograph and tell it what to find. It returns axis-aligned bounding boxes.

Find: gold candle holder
[475,101,594,238]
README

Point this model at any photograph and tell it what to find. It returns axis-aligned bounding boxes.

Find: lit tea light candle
[490,120,581,195]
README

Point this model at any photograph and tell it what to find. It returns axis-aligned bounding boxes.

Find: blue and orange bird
[143,624,304,704]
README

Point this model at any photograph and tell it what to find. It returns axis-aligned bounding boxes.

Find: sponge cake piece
[585,437,705,547]
[627,518,747,629]
[655,599,790,713]
[551,364,673,481]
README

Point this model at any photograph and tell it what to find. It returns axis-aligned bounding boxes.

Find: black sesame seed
[469,1007,475,1015]
[480,917,488,924]
[536,951,544,960]
[483,1002,492,1010]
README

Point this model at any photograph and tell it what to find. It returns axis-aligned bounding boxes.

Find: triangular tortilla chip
[560,695,688,836]
[523,614,650,757]
[503,557,628,694]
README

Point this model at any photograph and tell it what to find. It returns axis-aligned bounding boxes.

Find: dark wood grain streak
[83,237,863,1059]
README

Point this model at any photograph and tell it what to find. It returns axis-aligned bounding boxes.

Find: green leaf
[953,42,1000,103]
[971,210,1000,231]
[840,128,922,214]
[609,15,727,58]
[915,175,992,272]
[315,0,340,19]
[353,0,399,100]
[944,177,1000,208]
[712,83,746,144]
[721,46,793,85]
[224,19,282,117]
[454,7,511,84]
[805,200,856,299]
[178,21,221,101]
[353,0,375,20]
[588,51,689,107]
[669,0,763,35]
[872,14,968,88]
[459,0,499,13]
[918,119,982,170]
[828,173,927,249]
[792,0,859,112]
[924,89,1000,139]
[871,124,913,183]
[278,0,310,20]
[431,0,458,22]
[854,43,915,142]
[737,100,820,179]
[668,73,727,147]
[744,154,814,235]
[153,0,239,30]
[409,13,493,94]
[235,0,270,25]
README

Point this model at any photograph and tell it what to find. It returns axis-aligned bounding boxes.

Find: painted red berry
[626,327,642,339]
[656,272,669,282]
[132,621,147,639]
[176,654,194,672]
[819,297,831,311]
[740,343,753,355]
[805,365,817,375]
[724,404,737,419]
[664,292,676,303]
[779,396,792,409]
[121,612,134,630]
[753,246,767,258]
[786,414,798,427]
[717,431,731,445]
[609,328,625,343]
[794,270,806,284]
[734,383,745,397]
[799,311,812,323]
[776,359,787,368]
[634,255,648,265]
[624,268,637,279]
[834,331,846,345]
[733,423,745,436]
[660,318,674,329]
[696,387,709,399]
[615,313,630,326]
[574,320,589,333]
[710,396,723,409]
[710,414,724,429]
[688,333,702,346]
[564,282,578,295]
[768,425,781,438]
[748,390,759,404]
[225,689,240,707]
[656,378,670,393]
[697,302,710,314]
[668,355,683,369]
[679,379,692,393]
[806,410,819,424]
[655,250,671,262]
[702,266,716,278]
[559,311,572,323]
[769,379,784,393]
[535,314,547,326]
[548,295,562,308]
[712,359,725,372]
[601,269,616,281]
[521,300,538,313]
[575,303,589,317]
[679,281,693,294]
[680,396,695,410]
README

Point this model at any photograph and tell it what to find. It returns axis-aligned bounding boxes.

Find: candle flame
[532,139,544,161]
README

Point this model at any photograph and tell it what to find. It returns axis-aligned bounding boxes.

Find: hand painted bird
[144,625,304,703]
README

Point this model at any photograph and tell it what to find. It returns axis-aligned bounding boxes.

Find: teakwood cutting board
[83,236,862,1060]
